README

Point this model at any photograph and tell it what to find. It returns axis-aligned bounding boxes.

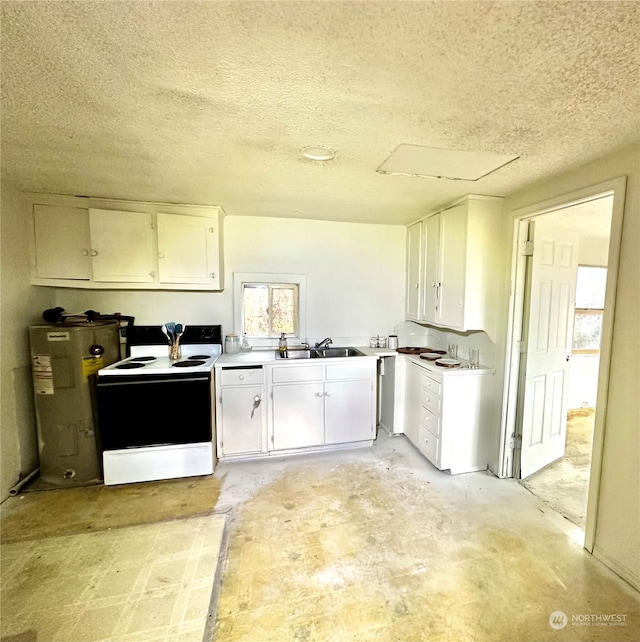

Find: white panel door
[272,383,325,450]
[33,205,91,280]
[520,217,578,479]
[421,214,440,322]
[324,380,373,444]
[405,221,422,320]
[157,213,220,286]
[438,204,467,328]
[89,209,156,282]
[219,386,264,456]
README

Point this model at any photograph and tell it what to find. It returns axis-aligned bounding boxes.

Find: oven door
[97,373,212,450]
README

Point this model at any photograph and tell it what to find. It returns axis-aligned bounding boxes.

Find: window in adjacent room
[572,266,607,354]
[234,273,307,345]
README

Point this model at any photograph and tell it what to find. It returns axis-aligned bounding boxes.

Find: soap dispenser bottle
[278,332,288,356]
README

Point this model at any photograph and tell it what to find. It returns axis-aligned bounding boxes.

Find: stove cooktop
[98,348,221,376]
[98,324,223,377]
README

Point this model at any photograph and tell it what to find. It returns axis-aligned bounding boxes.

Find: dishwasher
[378,355,396,434]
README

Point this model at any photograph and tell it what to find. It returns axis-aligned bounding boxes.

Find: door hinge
[516,339,526,354]
[521,240,534,256]
[510,435,522,449]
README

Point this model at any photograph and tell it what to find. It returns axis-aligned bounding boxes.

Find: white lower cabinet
[270,361,376,452]
[216,367,266,458]
[324,380,373,444]
[215,358,377,460]
[404,361,492,474]
[272,383,325,450]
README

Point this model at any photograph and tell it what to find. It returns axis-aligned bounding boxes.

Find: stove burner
[173,360,206,367]
[116,362,146,370]
[131,356,156,362]
[188,355,210,360]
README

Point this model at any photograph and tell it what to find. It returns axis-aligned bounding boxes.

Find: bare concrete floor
[522,408,595,530]
[1,429,638,642]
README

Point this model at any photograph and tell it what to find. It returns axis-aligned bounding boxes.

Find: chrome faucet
[315,337,333,348]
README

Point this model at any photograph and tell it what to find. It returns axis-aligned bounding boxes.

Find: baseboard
[592,546,640,592]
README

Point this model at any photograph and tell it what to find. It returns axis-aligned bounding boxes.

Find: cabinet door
[219,386,264,455]
[405,221,422,320]
[89,209,156,282]
[272,383,324,450]
[421,214,440,322]
[324,380,373,444]
[33,205,91,280]
[157,213,221,287]
[438,204,467,328]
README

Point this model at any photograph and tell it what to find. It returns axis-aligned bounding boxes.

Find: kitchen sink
[275,347,365,360]
[275,349,318,360]
[315,347,365,358]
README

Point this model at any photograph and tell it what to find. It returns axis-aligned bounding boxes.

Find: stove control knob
[89,344,104,356]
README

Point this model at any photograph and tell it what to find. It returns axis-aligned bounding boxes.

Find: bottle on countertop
[278,332,288,355]
[241,333,252,352]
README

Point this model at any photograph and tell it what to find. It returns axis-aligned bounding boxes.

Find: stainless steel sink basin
[275,347,366,360]
[315,347,365,358]
[275,349,318,360]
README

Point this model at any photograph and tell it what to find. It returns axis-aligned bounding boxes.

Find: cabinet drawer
[326,363,373,381]
[219,368,264,386]
[272,365,324,383]
[418,370,442,396]
[419,406,441,438]
[420,388,441,415]
[418,425,440,467]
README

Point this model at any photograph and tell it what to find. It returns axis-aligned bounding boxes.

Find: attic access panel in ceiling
[377,144,519,181]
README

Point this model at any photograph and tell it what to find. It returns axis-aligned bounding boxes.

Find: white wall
[502,143,640,589]
[54,216,406,345]
[0,186,54,500]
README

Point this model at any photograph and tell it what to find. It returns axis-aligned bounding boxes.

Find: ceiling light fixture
[301,145,336,161]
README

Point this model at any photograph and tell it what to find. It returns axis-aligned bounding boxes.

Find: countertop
[214,346,492,375]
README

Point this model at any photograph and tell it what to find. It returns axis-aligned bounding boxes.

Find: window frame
[572,265,607,355]
[233,273,307,348]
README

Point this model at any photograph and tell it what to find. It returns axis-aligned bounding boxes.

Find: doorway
[500,177,626,552]
[520,263,609,530]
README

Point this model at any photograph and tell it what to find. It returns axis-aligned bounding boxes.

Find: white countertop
[214,346,492,374]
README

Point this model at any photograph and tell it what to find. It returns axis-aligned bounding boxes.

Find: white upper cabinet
[30,198,225,291]
[89,209,156,283]
[32,205,92,280]
[157,211,222,288]
[407,195,505,340]
[405,221,423,321]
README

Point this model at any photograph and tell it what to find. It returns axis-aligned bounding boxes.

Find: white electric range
[96,325,222,485]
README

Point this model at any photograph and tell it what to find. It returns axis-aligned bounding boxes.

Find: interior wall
[54,215,406,345]
[502,143,640,588]
[0,185,54,500]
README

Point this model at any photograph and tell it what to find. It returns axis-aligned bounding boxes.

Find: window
[242,283,299,337]
[572,266,607,354]
[233,273,307,345]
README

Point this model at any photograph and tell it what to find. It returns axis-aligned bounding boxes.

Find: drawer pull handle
[325,391,332,397]
[315,392,323,397]
[239,375,245,380]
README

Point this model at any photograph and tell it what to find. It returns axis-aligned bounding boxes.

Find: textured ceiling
[1,1,639,225]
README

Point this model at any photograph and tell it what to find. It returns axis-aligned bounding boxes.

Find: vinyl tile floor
[1,429,639,642]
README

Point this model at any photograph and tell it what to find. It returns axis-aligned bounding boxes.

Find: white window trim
[233,272,307,348]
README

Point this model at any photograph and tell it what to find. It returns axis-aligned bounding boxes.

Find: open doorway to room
[521,264,609,530]
[500,177,625,551]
